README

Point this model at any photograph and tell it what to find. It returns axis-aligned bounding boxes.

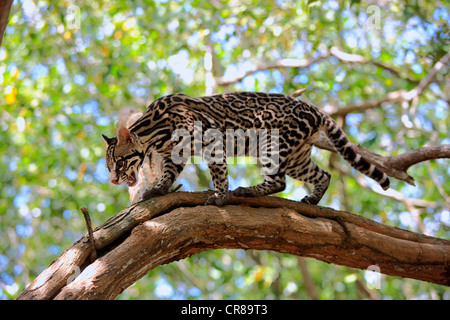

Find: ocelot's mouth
[126,171,137,187]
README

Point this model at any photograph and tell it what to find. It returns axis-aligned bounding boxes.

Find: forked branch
[17,192,450,300]
[290,89,450,187]
[314,136,450,186]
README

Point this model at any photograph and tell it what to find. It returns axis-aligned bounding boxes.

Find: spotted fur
[102,92,389,205]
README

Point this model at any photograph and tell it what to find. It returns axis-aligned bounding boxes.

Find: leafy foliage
[0,0,449,299]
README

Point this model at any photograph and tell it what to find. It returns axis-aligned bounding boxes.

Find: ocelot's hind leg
[232,134,287,198]
[231,172,286,197]
[287,160,330,205]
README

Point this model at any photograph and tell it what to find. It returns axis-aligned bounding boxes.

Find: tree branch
[0,0,13,47]
[17,192,450,300]
[378,145,450,183]
[214,46,448,119]
[216,54,331,86]
[80,207,97,262]
[329,90,407,117]
[329,47,420,84]
[333,158,450,213]
[330,51,450,117]
[350,144,450,186]
[313,128,450,186]
[215,46,425,87]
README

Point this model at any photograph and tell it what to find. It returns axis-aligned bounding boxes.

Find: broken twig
[80,207,97,262]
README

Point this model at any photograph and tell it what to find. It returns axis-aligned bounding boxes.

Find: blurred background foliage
[0,0,449,299]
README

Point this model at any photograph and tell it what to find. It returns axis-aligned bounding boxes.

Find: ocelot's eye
[117,160,125,169]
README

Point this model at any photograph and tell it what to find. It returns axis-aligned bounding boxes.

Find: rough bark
[0,0,13,47]
[17,192,450,300]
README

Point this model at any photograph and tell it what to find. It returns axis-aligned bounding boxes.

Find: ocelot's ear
[102,134,115,145]
[117,128,133,145]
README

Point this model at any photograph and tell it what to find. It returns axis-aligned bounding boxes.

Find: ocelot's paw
[231,187,254,197]
[142,187,169,201]
[300,196,320,205]
[205,192,229,206]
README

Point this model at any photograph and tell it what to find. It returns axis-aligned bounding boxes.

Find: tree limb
[215,46,425,87]
[214,46,448,118]
[17,192,450,300]
[330,51,450,117]
[329,90,407,117]
[329,47,420,84]
[0,0,13,47]
[313,130,450,186]
[216,54,331,86]
[372,145,450,185]
[353,144,450,186]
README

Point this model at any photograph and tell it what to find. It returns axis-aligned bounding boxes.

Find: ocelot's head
[102,128,145,187]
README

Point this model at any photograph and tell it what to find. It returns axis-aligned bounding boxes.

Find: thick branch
[17,192,450,300]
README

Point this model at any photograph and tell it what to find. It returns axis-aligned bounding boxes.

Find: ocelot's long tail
[324,115,390,190]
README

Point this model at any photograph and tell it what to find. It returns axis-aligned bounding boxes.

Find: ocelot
[102,92,389,206]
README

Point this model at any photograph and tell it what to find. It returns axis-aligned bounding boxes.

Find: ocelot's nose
[111,177,119,185]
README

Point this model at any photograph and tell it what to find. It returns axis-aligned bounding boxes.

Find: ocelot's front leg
[205,162,229,206]
[142,155,185,200]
